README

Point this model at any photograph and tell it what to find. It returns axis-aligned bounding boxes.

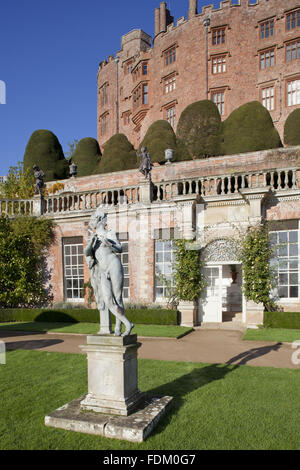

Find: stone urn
[165,148,174,164]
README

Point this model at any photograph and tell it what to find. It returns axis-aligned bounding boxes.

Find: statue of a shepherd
[85,208,134,337]
[136,146,153,180]
[33,165,45,195]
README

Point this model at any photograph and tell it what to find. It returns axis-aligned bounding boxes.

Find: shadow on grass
[5,338,64,351]
[0,322,74,333]
[144,342,284,437]
[145,362,238,437]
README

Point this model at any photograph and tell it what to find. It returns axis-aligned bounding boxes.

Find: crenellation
[176,16,186,26]
[220,0,231,9]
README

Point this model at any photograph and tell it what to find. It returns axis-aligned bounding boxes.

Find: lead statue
[85,208,134,337]
[136,146,153,180]
[33,165,45,195]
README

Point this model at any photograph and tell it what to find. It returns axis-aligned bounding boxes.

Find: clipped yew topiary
[71,137,102,177]
[221,101,282,155]
[284,109,300,146]
[96,134,138,174]
[176,100,222,158]
[23,130,68,181]
[140,120,190,163]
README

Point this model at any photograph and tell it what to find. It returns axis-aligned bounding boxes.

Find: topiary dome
[139,120,190,163]
[95,134,138,174]
[23,129,68,182]
[221,101,282,155]
[284,109,300,146]
[176,100,222,158]
[71,138,102,177]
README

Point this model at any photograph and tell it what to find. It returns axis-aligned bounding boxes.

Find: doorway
[199,264,243,323]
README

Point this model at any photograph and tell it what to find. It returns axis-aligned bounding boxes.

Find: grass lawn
[0,349,299,450]
[243,328,300,343]
[0,322,192,339]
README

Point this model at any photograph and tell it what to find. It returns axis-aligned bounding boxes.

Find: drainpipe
[203,18,210,100]
[115,57,120,134]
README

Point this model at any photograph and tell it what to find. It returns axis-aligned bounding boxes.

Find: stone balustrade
[152,167,300,201]
[0,198,34,216]
[0,167,299,217]
[43,185,140,215]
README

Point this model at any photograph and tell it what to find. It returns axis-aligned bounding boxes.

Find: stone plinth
[178,300,199,327]
[45,334,173,442]
[80,334,142,416]
[45,395,173,443]
[246,300,264,328]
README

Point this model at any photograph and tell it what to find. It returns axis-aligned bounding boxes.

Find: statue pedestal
[80,334,143,416]
[45,334,173,442]
[139,179,153,204]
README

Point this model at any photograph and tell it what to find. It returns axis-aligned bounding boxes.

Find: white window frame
[287,79,300,106]
[262,86,275,111]
[63,238,85,302]
[212,91,225,115]
[155,240,175,300]
[269,229,299,301]
[166,106,176,128]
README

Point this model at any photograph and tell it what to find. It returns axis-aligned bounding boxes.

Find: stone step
[199,322,246,332]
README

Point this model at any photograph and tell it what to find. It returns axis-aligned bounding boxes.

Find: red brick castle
[97,0,300,149]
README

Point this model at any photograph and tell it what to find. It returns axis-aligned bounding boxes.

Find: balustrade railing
[43,185,140,214]
[1,167,299,217]
[152,167,300,202]
[0,198,34,216]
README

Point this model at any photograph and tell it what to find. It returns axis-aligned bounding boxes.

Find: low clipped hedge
[0,308,179,326]
[264,311,300,329]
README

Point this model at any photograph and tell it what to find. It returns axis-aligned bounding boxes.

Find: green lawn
[0,322,192,339]
[0,349,299,450]
[243,328,300,343]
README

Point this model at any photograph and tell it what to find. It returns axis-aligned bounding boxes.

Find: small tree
[0,215,55,308]
[239,224,276,311]
[0,162,35,199]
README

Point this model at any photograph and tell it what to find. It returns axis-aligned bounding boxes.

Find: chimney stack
[160,2,167,32]
[155,8,160,36]
[154,2,174,37]
[188,0,198,19]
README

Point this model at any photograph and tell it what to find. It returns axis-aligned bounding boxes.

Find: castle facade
[97,0,300,148]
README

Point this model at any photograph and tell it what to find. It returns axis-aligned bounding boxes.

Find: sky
[0,0,222,176]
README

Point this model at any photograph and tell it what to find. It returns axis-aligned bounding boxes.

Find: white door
[199,266,222,322]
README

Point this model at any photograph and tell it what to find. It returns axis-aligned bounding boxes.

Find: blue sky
[0,0,221,176]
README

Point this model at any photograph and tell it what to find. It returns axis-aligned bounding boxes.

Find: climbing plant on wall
[173,240,206,302]
[239,223,276,311]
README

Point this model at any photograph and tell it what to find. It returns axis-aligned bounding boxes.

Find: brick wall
[97,0,300,148]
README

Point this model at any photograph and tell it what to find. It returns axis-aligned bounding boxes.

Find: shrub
[176,100,222,158]
[0,162,35,199]
[0,216,54,308]
[284,109,300,146]
[0,308,179,325]
[264,311,300,329]
[96,134,138,174]
[71,137,102,177]
[221,101,282,155]
[140,120,190,163]
[23,129,68,181]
